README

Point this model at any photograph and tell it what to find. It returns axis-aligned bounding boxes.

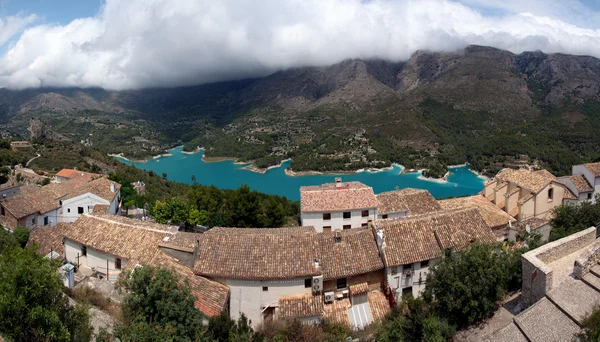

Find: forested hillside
[2,45,600,177]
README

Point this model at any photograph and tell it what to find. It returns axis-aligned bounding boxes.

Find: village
[2,158,600,341]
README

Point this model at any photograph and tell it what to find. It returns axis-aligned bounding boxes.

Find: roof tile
[376,188,441,216]
[300,181,378,212]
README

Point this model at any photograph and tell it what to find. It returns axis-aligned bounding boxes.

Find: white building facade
[61,190,120,223]
[64,238,126,282]
[300,179,379,232]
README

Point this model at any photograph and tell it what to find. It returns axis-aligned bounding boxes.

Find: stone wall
[521,227,596,307]
[574,239,600,279]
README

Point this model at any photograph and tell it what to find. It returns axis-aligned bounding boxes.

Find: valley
[1,45,600,177]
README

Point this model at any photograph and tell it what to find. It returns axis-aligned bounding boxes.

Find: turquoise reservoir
[114,147,485,201]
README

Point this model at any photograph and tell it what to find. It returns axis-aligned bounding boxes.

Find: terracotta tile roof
[439,195,516,228]
[148,251,229,317]
[494,182,508,191]
[495,168,563,194]
[90,212,179,232]
[584,162,600,177]
[368,290,391,322]
[55,169,102,181]
[62,214,178,265]
[373,208,496,267]
[207,226,316,235]
[43,177,121,202]
[300,181,378,212]
[318,228,383,281]
[561,175,594,193]
[158,232,202,253]
[376,188,441,216]
[323,298,351,325]
[278,294,324,319]
[194,227,321,279]
[563,187,577,200]
[27,223,71,257]
[0,185,60,218]
[349,282,369,296]
[511,217,549,232]
[92,204,110,214]
[55,169,78,178]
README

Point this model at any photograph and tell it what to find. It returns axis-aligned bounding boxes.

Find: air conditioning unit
[324,291,335,303]
[312,275,323,294]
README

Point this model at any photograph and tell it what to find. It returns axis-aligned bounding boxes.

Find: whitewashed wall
[301,208,377,232]
[220,277,312,327]
[386,260,434,301]
[64,238,127,281]
[377,211,407,220]
[573,165,599,204]
[62,193,110,222]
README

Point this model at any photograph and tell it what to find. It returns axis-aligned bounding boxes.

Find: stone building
[375,188,441,219]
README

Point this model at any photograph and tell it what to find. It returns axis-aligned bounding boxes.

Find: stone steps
[583,272,600,292]
[590,265,600,278]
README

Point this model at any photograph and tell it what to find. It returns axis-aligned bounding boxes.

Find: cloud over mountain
[0,0,598,90]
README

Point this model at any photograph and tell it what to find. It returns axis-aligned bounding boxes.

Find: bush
[580,306,600,342]
[423,244,521,327]
[12,226,29,248]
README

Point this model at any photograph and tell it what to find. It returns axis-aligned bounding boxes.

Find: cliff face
[29,118,70,142]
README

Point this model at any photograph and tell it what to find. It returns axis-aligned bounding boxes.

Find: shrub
[12,226,29,248]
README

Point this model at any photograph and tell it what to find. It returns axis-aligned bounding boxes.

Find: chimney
[314,258,321,268]
[335,177,343,188]
[334,230,342,243]
[376,229,385,251]
[110,183,116,193]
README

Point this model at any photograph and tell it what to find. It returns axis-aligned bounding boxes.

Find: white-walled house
[300,179,378,232]
[372,207,496,301]
[568,162,600,204]
[194,226,391,328]
[194,227,321,326]
[558,174,595,205]
[43,177,121,222]
[376,188,442,219]
[0,185,60,231]
[59,213,229,319]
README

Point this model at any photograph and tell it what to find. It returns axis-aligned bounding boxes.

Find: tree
[152,198,189,225]
[580,306,600,342]
[423,244,521,327]
[13,226,30,248]
[550,199,600,241]
[116,265,204,341]
[161,172,167,180]
[206,311,235,341]
[188,209,209,226]
[0,244,92,341]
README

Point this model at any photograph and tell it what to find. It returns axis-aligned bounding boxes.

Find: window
[32,217,35,225]
[262,286,268,292]
[343,212,351,219]
[323,213,331,221]
[323,226,332,232]
[81,246,87,256]
[343,225,351,230]
[361,223,368,228]
[403,263,413,270]
[391,267,398,275]
[361,210,369,217]
[382,214,388,219]
[78,207,84,214]
[421,260,429,268]
[0,205,4,216]
[44,216,49,226]
[588,193,593,200]
[67,208,71,213]
[548,188,554,200]
[115,258,121,270]
[336,278,347,289]
[59,200,62,205]
[305,278,311,288]
[402,286,413,297]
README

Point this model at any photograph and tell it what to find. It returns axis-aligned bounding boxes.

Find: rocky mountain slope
[1,45,600,176]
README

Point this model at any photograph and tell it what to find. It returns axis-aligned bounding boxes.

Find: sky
[0,0,598,90]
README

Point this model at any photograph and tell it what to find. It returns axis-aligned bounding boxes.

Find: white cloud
[0,0,599,90]
[0,12,37,47]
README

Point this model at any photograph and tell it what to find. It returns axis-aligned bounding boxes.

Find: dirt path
[26,153,41,167]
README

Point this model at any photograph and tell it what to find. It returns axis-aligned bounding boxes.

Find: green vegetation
[549,198,600,241]
[12,226,29,248]
[580,306,600,342]
[152,184,295,228]
[423,243,523,328]
[114,266,205,341]
[374,298,455,342]
[0,231,93,342]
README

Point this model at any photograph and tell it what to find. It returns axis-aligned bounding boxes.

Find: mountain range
[2,45,600,176]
